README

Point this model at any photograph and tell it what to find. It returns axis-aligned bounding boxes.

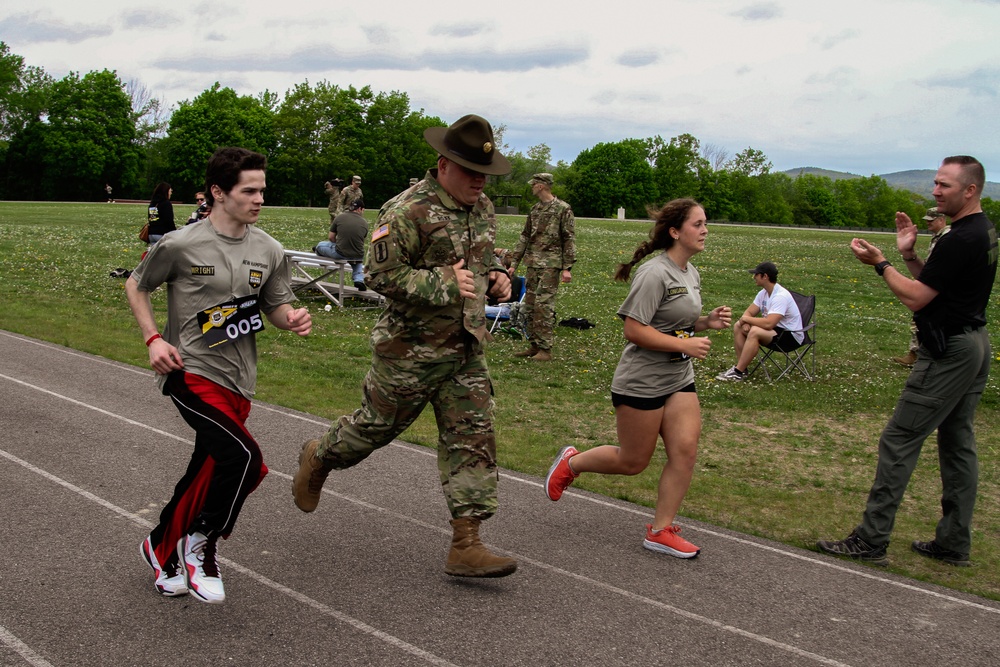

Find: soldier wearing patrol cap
[508,172,576,361]
[337,175,363,216]
[892,207,950,366]
[293,114,518,578]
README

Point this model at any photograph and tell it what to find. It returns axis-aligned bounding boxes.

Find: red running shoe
[643,524,700,559]
[544,446,579,501]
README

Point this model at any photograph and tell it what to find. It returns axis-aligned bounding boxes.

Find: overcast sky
[3,0,998,177]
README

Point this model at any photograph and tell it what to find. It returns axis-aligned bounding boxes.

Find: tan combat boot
[892,351,917,367]
[292,439,333,512]
[513,345,539,358]
[445,517,517,578]
[529,349,552,361]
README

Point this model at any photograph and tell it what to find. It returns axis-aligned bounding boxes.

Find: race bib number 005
[197,294,264,349]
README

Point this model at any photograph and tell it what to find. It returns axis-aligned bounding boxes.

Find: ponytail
[614,241,653,282]
[614,198,703,283]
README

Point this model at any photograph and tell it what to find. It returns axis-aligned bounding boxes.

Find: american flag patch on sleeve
[372,223,389,241]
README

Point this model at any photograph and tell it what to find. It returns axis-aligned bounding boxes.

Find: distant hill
[782,167,1000,199]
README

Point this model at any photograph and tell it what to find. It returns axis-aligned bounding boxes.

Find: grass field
[1,200,998,600]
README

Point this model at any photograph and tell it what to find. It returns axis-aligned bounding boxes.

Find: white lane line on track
[2,335,997,639]
[502,472,1000,614]
[391,441,1000,616]
[1,437,847,667]
[0,626,55,667]
[0,374,846,667]
[0,331,152,376]
[4,334,1000,617]
[0,375,850,667]
[5,333,1000,620]
[0,446,459,667]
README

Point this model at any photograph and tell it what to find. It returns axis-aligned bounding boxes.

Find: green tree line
[2,42,996,226]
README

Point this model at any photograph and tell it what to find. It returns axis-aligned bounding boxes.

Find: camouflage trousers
[317,347,499,520]
[523,267,561,351]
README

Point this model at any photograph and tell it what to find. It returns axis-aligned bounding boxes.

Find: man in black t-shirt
[819,156,997,567]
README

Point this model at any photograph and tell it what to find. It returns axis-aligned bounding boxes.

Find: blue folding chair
[486,275,527,338]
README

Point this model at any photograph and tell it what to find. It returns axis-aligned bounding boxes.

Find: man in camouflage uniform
[293,115,518,578]
[508,173,576,361]
[323,178,343,224]
[337,175,364,215]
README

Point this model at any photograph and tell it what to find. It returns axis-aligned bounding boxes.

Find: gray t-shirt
[131,220,295,399]
[612,253,702,397]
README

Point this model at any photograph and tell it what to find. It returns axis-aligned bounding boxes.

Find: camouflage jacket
[365,169,506,361]
[324,183,340,213]
[510,197,576,270]
[338,185,364,215]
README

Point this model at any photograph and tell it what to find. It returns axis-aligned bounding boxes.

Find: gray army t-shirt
[612,252,702,397]
[131,220,294,399]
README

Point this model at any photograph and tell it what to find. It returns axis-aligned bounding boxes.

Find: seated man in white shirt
[716,261,803,382]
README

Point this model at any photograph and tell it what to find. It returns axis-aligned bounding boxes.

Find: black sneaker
[817,531,888,565]
[353,281,367,292]
[911,540,970,567]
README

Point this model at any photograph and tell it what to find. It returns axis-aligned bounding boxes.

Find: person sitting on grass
[715,261,803,382]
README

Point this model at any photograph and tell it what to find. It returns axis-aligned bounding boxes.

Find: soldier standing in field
[337,175,364,215]
[292,114,518,578]
[508,173,576,361]
[323,178,343,224]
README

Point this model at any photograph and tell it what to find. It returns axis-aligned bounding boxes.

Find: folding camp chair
[486,275,527,338]
[745,290,816,381]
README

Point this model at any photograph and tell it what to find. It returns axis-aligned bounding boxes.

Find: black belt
[943,323,984,337]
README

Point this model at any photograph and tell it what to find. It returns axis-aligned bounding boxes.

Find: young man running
[126,147,311,602]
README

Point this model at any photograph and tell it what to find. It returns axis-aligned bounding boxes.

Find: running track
[1,331,997,666]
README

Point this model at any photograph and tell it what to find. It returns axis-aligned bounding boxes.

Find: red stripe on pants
[149,372,267,566]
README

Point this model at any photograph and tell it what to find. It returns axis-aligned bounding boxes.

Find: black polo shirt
[917,212,998,331]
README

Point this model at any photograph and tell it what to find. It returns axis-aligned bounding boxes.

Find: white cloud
[730,2,784,21]
[0,10,112,43]
[616,50,661,68]
[429,22,491,39]
[1,0,998,176]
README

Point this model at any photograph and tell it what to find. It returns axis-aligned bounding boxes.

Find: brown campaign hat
[424,114,511,176]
